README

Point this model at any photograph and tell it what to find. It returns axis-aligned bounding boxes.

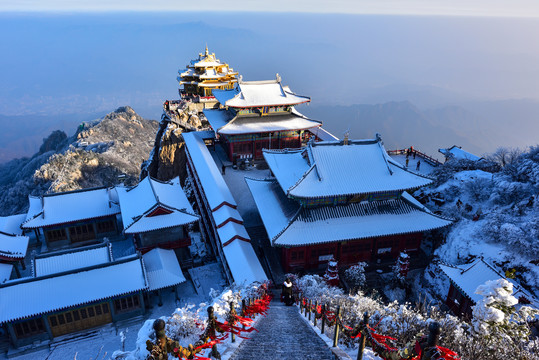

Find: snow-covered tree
[344,262,368,290]
[471,279,538,359]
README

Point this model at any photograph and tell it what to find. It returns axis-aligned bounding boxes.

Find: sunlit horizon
[2,0,539,18]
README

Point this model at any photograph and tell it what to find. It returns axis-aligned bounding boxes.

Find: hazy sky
[2,0,539,18]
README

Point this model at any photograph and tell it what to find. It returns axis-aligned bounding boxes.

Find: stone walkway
[229,300,335,360]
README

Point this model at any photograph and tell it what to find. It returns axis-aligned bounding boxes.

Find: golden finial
[205,44,209,56]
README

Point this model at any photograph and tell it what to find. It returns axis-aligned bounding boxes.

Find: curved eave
[272,222,453,248]
[287,185,430,200]
[0,287,146,325]
[227,99,310,109]
[218,122,321,136]
[0,254,24,261]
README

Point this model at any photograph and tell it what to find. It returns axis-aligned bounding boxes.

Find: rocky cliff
[141,101,210,184]
[0,106,159,216]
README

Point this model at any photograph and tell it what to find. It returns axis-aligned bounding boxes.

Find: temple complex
[206,75,323,161]
[246,135,453,272]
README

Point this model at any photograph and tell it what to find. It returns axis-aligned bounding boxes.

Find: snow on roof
[438,258,537,305]
[203,109,234,131]
[183,132,267,284]
[222,239,267,285]
[0,256,147,324]
[183,132,237,211]
[142,248,186,291]
[0,263,13,283]
[245,179,299,240]
[215,80,310,108]
[0,232,30,260]
[22,188,120,229]
[439,145,481,161]
[247,178,452,246]
[213,205,243,228]
[33,243,112,277]
[116,177,198,234]
[25,196,42,222]
[217,221,250,246]
[307,127,339,141]
[0,214,26,235]
[218,113,321,135]
[264,136,434,199]
[213,87,240,105]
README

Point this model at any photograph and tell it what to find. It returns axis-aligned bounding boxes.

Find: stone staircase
[229,299,336,360]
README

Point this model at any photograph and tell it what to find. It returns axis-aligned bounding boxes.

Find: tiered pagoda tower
[205,75,323,161]
[178,46,238,98]
[246,134,453,272]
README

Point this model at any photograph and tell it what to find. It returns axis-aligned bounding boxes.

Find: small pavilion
[206,75,322,161]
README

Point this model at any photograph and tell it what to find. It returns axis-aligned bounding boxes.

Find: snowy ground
[388,154,436,175]
[2,263,226,360]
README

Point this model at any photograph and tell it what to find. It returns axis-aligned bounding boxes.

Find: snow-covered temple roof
[264,135,434,199]
[183,132,238,211]
[204,108,321,136]
[33,243,112,277]
[246,178,452,247]
[223,240,268,285]
[0,263,13,283]
[307,127,339,141]
[0,231,29,261]
[213,78,310,108]
[0,214,26,235]
[116,176,199,234]
[438,258,537,306]
[22,187,120,229]
[0,256,147,324]
[439,145,482,161]
[183,132,267,284]
[142,248,186,291]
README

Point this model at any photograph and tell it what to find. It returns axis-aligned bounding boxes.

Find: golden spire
[205,44,209,56]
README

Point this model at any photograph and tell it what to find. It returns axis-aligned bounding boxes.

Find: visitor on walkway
[416,160,421,171]
[282,278,294,306]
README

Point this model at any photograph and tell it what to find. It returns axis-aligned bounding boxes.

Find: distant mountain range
[1,98,538,166]
[301,98,539,159]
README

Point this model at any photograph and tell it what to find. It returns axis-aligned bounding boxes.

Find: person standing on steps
[416,160,421,171]
[282,278,294,306]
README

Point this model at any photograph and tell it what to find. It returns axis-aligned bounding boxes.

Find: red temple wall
[281,233,423,273]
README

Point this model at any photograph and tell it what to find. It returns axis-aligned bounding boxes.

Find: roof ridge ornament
[276,73,281,83]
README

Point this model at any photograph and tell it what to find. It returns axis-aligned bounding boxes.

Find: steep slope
[0,106,159,216]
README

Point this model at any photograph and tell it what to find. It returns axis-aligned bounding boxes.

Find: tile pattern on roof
[264,136,434,199]
[143,248,186,291]
[22,188,120,229]
[0,257,147,324]
[34,244,111,277]
[217,80,310,108]
[247,178,452,247]
[438,258,537,306]
[218,113,321,135]
[183,132,267,285]
[0,214,26,236]
[0,232,30,260]
[117,177,198,234]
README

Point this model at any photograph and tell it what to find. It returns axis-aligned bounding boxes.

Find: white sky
[2,0,539,17]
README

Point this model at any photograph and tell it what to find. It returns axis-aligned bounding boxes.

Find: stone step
[230,301,335,360]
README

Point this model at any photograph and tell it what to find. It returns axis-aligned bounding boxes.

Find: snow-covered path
[229,299,335,360]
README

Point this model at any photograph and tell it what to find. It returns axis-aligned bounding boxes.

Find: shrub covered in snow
[344,262,368,289]
[113,282,268,360]
[293,274,539,360]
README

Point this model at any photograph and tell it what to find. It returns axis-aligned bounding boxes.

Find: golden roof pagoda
[178,46,239,98]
